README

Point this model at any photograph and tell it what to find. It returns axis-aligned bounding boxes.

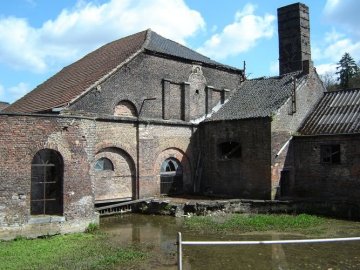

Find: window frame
[94,157,114,171]
[217,141,242,160]
[320,144,341,164]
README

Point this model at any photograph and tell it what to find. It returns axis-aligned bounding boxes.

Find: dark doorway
[160,158,183,195]
[280,170,290,197]
[31,149,63,215]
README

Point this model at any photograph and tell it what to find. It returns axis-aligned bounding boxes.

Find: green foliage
[336,52,359,89]
[0,233,147,270]
[85,222,99,233]
[184,213,324,234]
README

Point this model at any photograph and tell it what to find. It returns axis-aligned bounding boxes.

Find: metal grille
[31,150,63,215]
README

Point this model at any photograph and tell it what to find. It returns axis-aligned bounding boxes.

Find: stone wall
[200,118,272,199]
[271,70,325,199]
[293,134,360,201]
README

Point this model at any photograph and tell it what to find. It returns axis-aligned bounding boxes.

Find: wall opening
[160,158,183,195]
[114,100,137,117]
[320,144,340,164]
[94,157,114,171]
[31,149,63,216]
[218,141,242,160]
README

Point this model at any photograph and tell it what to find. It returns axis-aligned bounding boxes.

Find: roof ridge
[67,31,148,108]
[143,28,152,49]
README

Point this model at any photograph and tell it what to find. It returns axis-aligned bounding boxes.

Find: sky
[1,0,360,104]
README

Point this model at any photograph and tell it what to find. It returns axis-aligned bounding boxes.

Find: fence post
[177,232,183,270]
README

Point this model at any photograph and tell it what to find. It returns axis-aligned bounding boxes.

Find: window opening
[320,145,340,164]
[31,149,63,215]
[160,158,183,194]
[95,157,114,171]
[218,142,242,160]
[114,100,137,117]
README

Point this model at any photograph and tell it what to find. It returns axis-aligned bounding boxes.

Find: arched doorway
[160,158,183,195]
[31,149,63,215]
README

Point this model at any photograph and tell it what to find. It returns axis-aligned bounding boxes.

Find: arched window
[31,149,63,215]
[94,157,114,171]
[114,100,137,117]
[160,158,183,194]
[218,141,242,160]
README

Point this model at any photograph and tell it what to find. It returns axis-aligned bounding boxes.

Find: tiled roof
[4,29,241,113]
[4,30,148,113]
[0,101,9,111]
[208,71,305,121]
[145,31,237,70]
[298,88,360,135]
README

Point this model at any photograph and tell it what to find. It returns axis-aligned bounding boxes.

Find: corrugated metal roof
[299,88,360,135]
[4,29,241,114]
[208,71,305,121]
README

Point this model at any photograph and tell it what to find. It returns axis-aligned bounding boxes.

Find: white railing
[176,232,360,270]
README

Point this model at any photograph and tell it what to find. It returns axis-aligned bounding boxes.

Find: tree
[320,72,338,91]
[336,53,359,89]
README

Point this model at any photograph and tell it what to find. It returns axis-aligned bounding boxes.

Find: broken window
[160,158,183,194]
[95,157,114,171]
[320,144,340,164]
[31,149,63,215]
[218,141,242,160]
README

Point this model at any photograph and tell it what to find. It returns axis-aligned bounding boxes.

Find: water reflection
[101,214,360,269]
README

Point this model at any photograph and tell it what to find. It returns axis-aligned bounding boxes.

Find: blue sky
[1,0,360,103]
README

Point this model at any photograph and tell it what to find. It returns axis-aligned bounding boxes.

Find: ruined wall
[0,114,98,239]
[271,71,325,199]
[200,118,272,199]
[69,52,242,121]
[293,135,360,201]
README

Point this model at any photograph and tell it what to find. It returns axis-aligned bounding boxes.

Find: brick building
[0,3,338,239]
[293,88,360,201]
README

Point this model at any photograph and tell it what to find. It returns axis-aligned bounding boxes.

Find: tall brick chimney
[278,3,312,75]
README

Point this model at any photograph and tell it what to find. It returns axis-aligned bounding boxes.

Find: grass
[184,213,325,234]
[0,232,147,270]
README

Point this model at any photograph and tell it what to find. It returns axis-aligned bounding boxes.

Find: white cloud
[315,63,337,76]
[0,82,31,102]
[197,4,275,60]
[313,30,360,63]
[324,0,360,36]
[0,0,205,73]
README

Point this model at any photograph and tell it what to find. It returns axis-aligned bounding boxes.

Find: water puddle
[101,214,360,269]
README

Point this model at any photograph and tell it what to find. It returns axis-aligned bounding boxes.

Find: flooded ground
[101,214,360,269]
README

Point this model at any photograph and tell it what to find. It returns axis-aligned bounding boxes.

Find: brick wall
[271,70,325,198]
[293,135,360,201]
[200,118,272,199]
[69,52,242,121]
[0,114,98,238]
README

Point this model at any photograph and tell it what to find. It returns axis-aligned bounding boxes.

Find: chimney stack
[278,3,312,75]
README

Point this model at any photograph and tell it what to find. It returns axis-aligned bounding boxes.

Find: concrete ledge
[28,216,66,224]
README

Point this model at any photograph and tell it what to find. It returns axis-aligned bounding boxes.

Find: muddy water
[101,214,360,269]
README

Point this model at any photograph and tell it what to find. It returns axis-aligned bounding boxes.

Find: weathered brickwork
[138,123,197,197]
[271,71,325,198]
[69,52,242,120]
[0,114,98,239]
[293,135,360,201]
[200,119,272,199]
